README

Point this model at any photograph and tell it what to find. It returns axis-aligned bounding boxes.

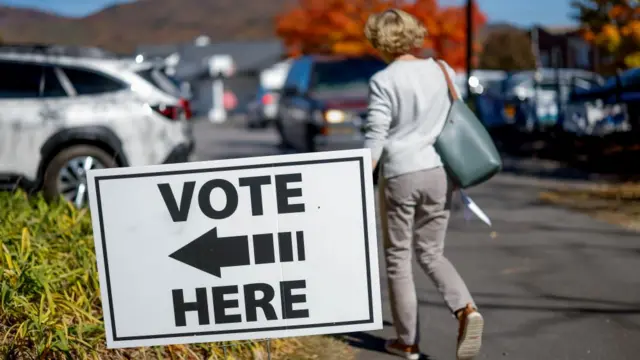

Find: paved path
[350,174,640,360]
[192,119,640,360]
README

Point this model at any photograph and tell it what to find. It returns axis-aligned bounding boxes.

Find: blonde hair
[364,9,426,55]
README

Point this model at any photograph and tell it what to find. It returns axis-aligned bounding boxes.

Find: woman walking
[363,9,484,360]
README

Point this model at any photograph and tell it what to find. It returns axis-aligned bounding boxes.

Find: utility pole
[531,26,541,69]
[465,0,473,99]
[552,46,562,128]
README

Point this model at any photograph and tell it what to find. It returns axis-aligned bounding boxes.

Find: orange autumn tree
[275,0,487,70]
[573,0,640,70]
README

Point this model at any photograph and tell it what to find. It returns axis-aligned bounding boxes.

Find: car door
[287,62,315,151]
[279,57,313,150]
[53,64,160,165]
[0,60,55,182]
[277,63,299,146]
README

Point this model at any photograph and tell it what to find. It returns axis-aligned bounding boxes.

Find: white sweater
[364,58,462,179]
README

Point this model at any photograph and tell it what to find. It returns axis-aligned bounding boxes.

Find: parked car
[489,68,605,131]
[247,85,281,129]
[453,69,508,99]
[276,55,387,152]
[564,67,640,135]
[247,60,291,129]
[570,67,640,102]
[0,44,194,208]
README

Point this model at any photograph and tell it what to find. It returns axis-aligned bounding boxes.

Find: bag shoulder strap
[435,60,459,102]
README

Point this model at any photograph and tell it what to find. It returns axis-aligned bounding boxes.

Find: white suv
[0,45,195,207]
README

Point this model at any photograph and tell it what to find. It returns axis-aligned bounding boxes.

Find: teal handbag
[434,61,502,188]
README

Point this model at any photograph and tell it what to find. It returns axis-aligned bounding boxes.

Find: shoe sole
[385,344,420,360]
[457,312,484,360]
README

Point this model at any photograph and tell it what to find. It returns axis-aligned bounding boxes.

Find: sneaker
[456,304,484,360]
[385,339,420,360]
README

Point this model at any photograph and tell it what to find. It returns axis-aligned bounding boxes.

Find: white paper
[459,190,492,227]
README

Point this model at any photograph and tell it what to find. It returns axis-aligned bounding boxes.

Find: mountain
[0,6,70,44]
[0,0,294,54]
[0,1,523,56]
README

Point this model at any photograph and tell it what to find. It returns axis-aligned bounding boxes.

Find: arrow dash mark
[253,233,275,264]
[278,232,294,262]
[296,231,305,261]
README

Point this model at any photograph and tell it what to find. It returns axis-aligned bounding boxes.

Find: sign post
[208,55,235,124]
[86,149,382,348]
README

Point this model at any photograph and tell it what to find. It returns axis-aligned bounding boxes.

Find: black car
[276,55,387,152]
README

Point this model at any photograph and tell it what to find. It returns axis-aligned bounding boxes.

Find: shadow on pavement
[414,287,640,339]
[451,218,640,239]
[333,321,437,360]
[490,127,640,180]
[416,297,640,315]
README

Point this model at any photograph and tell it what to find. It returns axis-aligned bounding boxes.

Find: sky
[2,0,576,27]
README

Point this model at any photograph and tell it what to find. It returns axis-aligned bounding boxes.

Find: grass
[539,182,640,231]
[0,191,355,359]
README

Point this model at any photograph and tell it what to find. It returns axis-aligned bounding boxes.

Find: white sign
[86,149,382,348]
[208,55,234,78]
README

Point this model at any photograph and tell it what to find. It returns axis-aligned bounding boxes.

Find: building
[136,38,286,118]
[529,25,600,72]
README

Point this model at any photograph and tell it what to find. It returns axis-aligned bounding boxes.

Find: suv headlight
[324,109,347,124]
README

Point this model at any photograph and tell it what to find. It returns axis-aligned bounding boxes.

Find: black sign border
[93,156,374,341]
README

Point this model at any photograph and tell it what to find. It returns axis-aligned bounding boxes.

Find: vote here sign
[86,149,382,348]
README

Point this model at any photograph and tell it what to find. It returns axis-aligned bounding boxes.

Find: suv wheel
[275,117,292,149]
[305,124,317,153]
[42,145,118,208]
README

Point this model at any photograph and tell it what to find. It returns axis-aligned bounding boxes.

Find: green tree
[479,29,536,71]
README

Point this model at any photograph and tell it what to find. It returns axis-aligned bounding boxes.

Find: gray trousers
[379,166,475,346]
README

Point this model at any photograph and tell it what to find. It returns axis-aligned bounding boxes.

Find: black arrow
[169,227,250,278]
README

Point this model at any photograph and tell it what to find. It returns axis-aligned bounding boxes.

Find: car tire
[42,145,118,205]
[248,118,267,130]
[305,124,317,153]
[275,117,293,149]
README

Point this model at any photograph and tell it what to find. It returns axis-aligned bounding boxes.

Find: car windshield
[312,58,387,95]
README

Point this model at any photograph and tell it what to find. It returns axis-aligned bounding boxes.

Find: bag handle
[435,60,459,102]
